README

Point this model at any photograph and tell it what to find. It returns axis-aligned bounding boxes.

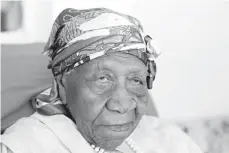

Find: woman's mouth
[103,122,133,132]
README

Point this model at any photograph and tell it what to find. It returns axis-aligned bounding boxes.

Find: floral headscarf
[43,8,160,89]
[33,8,160,116]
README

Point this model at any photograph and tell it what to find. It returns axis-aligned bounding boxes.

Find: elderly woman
[1,8,203,153]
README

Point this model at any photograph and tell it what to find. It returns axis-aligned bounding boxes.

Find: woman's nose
[106,85,137,114]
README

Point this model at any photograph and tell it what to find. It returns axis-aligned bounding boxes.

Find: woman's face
[64,52,149,150]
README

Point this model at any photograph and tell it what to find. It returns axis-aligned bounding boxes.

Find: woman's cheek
[85,79,113,95]
[126,84,149,107]
[75,92,103,122]
[127,83,148,97]
[138,94,149,105]
[77,81,112,121]
[135,94,149,115]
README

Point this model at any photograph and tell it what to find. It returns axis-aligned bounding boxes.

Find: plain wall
[1,0,229,119]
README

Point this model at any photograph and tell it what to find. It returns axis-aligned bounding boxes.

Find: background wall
[1,0,229,120]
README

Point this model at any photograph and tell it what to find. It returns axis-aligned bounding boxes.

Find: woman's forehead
[91,53,147,75]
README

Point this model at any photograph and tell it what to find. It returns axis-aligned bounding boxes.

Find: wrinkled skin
[61,52,150,151]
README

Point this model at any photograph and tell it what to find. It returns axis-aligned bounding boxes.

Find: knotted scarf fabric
[43,8,160,89]
[32,8,161,116]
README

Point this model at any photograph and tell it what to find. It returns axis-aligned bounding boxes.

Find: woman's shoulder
[130,115,203,153]
[0,143,14,153]
[3,113,42,133]
[1,114,43,153]
[1,113,71,153]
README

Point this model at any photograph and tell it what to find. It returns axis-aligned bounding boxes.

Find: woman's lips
[102,122,133,132]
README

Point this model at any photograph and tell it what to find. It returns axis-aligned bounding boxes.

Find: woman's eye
[97,76,109,83]
[131,77,143,85]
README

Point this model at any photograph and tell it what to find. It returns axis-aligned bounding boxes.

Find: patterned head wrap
[44,8,160,89]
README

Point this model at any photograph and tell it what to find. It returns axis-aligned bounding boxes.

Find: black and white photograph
[1,0,229,153]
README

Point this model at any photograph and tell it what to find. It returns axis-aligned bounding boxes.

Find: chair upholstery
[1,43,52,131]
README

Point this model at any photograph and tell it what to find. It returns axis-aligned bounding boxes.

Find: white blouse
[1,113,203,153]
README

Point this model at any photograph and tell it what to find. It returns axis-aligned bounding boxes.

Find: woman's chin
[95,138,125,151]
[91,122,138,150]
